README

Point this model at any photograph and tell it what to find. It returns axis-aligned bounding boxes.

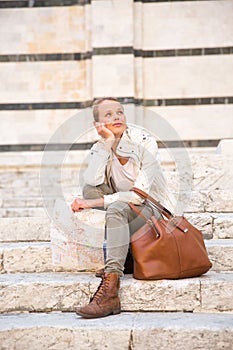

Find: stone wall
[0,0,233,145]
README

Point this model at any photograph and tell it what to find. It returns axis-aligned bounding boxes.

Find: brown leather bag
[129,187,212,280]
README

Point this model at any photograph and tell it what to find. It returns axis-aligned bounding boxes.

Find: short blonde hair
[92,97,122,121]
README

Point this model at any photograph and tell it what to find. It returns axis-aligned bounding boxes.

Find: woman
[71,97,169,318]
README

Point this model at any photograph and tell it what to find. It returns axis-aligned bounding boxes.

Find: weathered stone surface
[119,276,201,312]
[174,191,205,213]
[201,272,233,312]
[191,155,233,190]
[2,243,53,273]
[144,55,233,100]
[1,197,43,208]
[0,207,46,218]
[133,312,233,350]
[0,312,232,350]
[2,213,232,243]
[0,217,50,242]
[0,151,87,169]
[0,186,42,198]
[206,240,233,272]
[185,213,213,238]
[164,155,233,192]
[203,190,233,212]
[213,214,233,239]
[0,272,232,314]
[92,0,133,48]
[177,190,233,213]
[0,6,86,55]
[142,0,233,50]
[0,248,3,274]
[0,239,233,274]
[0,61,89,104]
[0,315,131,350]
[1,152,232,216]
[0,273,91,313]
[51,204,105,271]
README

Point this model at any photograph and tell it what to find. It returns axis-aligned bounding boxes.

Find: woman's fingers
[93,122,115,140]
[71,198,90,213]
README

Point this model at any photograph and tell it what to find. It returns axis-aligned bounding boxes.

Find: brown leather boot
[95,268,104,278]
[76,272,121,318]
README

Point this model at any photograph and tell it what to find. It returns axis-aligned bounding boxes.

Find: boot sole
[76,309,121,319]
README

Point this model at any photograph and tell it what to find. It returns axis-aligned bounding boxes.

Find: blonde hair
[92,97,122,121]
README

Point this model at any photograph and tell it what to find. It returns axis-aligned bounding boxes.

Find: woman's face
[97,100,127,137]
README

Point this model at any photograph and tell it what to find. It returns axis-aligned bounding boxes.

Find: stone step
[0,217,50,242]
[0,272,232,313]
[0,167,232,193]
[0,213,233,241]
[0,207,46,218]
[0,150,222,170]
[0,240,232,274]
[0,312,232,350]
[1,191,233,217]
[1,163,232,192]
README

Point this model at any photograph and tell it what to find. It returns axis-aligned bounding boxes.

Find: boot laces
[91,274,110,303]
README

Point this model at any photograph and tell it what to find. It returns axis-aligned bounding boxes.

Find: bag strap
[131,187,173,220]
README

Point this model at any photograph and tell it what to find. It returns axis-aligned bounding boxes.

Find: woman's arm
[83,124,115,186]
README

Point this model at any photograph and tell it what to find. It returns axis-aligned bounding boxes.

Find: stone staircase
[0,149,233,349]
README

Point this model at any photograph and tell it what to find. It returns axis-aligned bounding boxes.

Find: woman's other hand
[71,197,104,213]
[71,198,91,213]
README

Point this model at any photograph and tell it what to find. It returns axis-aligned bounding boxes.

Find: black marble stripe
[134,47,233,58]
[0,139,220,152]
[93,47,134,56]
[0,52,92,62]
[0,101,93,110]
[0,142,94,151]
[0,97,232,111]
[134,0,213,3]
[135,97,233,107]
[1,46,232,63]
[0,0,90,8]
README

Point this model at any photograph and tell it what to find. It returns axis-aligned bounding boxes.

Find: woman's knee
[83,184,112,199]
[106,201,131,222]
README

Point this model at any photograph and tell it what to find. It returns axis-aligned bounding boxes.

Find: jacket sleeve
[83,141,110,186]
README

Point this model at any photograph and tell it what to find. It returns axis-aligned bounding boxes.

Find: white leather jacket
[83,124,173,210]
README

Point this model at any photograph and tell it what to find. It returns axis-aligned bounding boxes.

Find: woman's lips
[112,123,122,127]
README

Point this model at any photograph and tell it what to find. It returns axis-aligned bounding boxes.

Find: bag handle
[128,202,159,238]
[131,187,173,220]
[128,202,151,222]
[130,187,188,233]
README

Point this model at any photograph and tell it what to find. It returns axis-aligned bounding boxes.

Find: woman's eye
[117,111,123,115]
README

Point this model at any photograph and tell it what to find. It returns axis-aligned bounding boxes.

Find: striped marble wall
[0,0,232,148]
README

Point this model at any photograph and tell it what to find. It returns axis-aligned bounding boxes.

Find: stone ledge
[0,217,50,242]
[1,213,233,241]
[0,272,232,313]
[0,240,232,274]
[1,191,233,216]
[0,150,230,168]
[205,239,233,272]
[0,207,46,218]
[0,312,233,350]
